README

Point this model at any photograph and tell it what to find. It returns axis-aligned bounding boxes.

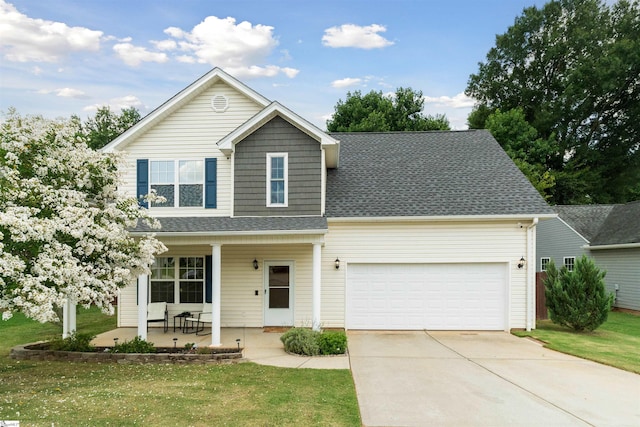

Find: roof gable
[102,68,270,152]
[591,201,640,245]
[325,130,554,218]
[553,205,615,242]
[217,101,340,168]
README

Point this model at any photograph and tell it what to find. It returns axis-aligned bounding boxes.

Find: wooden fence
[536,272,548,320]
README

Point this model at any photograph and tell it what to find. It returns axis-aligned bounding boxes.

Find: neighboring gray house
[537,201,640,312]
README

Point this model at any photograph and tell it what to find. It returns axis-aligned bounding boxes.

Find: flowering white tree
[0,109,166,323]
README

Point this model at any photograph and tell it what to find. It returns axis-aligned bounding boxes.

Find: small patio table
[173,312,192,332]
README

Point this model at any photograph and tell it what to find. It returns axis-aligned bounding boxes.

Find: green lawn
[0,308,361,426]
[514,310,640,374]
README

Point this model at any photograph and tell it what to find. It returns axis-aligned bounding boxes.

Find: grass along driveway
[0,308,360,426]
[514,310,640,374]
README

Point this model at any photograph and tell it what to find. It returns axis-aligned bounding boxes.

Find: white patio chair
[147,302,168,332]
[184,311,212,336]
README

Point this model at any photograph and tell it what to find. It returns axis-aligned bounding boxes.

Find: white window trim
[540,257,550,272]
[266,153,288,207]
[563,256,576,271]
[149,159,204,208]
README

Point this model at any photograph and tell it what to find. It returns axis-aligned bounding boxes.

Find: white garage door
[346,263,507,330]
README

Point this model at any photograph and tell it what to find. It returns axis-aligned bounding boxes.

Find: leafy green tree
[327,88,450,132]
[485,108,557,199]
[78,106,141,150]
[466,0,640,204]
[543,256,614,332]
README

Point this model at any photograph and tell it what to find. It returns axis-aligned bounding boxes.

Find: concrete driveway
[348,331,640,427]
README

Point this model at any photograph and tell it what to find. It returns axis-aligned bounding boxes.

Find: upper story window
[540,257,550,272]
[150,160,203,207]
[267,153,288,207]
[563,257,576,272]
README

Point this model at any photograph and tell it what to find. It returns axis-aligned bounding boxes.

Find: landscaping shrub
[49,332,96,352]
[280,328,321,356]
[544,255,614,332]
[281,328,348,356]
[110,336,155,353]
[318,331,347,355]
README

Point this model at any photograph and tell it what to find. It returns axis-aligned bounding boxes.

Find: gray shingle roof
[132,216,327,234]
[326,130,554,217]
[591,201,640,246]
[553,205,616,241]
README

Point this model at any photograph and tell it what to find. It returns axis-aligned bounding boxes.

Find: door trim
[263,261,295,326]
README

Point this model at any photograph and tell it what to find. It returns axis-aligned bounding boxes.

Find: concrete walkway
[348,330,640,427]
[93,327,350,370]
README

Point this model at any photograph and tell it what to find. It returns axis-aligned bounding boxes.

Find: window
[149,256,204,304]
[150,160,203,207]
[540,257,550,272]
[267,153,288,207]
[563,257,576,271]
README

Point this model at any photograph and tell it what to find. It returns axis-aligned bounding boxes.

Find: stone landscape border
[10,342,244,364]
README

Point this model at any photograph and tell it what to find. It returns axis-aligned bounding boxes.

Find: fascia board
[102,68,270,153]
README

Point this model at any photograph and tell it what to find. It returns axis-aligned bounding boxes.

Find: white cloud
[113,42,168,67]
[331,77,362,88]
[37,87,88,98]
[151,39,177,51]
[83,95,145,112]
[322,24,394,49]
[162,16,298,78]
[56,87,87,98]
[31,66,43,75]
[0,0,102,62]
[423,92,475,109]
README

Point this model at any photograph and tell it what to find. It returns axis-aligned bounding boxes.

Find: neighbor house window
[149,256,204,304]
[540,257,550,272]
[150,160,203,207]
[563,257,576,271]
[267,153,288,207]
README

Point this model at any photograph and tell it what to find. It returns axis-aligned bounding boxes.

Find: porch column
[68,296,77,335]
[211,243,222,347]
[137,274,148,340]
[312,243,322,331]
[62,298,70,339]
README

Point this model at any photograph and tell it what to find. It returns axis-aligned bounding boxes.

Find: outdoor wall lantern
[253,259,259,270]
[517,256,526,269]
[335,257,340,270]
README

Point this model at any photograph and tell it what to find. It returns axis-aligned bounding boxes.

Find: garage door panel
[346,263,507,330]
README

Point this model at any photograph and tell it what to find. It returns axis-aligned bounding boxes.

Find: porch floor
[92,327,350,370]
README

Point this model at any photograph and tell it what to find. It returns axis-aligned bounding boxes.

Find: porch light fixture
[253,259,259,270]
[335,257,340,270]
[518,256,526,269]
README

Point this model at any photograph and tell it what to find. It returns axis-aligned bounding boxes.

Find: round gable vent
[211,94,229,113]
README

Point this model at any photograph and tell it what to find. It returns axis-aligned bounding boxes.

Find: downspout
[526,218,538,331]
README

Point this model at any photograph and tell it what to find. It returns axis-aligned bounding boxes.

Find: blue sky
[0,0,548,130]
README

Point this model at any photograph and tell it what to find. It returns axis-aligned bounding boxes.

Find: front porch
[93,327,350,369]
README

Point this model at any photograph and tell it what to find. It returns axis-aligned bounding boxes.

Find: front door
[264,261,294,326]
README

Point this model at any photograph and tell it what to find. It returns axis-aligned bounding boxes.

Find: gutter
[328,213,556,223]
[584,242,640,250]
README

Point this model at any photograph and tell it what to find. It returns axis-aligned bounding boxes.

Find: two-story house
[103,68,554,346]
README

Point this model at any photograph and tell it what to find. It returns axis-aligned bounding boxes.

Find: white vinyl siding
[118,220,531,330]
[119,244,315,328]
[320,220,529,330]
[116,81,263,217]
